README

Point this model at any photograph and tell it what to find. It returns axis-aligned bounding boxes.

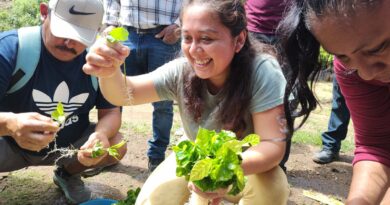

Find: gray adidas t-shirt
[150,55,286,140]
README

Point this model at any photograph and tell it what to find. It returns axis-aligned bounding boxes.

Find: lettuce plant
[173,127,260,195]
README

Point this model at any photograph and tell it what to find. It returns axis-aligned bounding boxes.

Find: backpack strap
[7,26,98,93]
[85,47,98,91]
[7,26,41,94]
[91,76,98,91]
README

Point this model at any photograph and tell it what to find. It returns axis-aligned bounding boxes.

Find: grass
[292,81,355,153]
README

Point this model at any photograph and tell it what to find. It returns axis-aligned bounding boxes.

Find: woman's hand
[82,37,130,78]
[188,182,228,205]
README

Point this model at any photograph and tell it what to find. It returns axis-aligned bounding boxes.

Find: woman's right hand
[83,37,130,78]
[5,112,59,151]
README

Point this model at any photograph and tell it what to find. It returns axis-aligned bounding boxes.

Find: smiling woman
[83,0,291,204]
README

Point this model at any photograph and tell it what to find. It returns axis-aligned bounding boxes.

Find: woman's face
[181,4,244,89]
[310,1,390,83]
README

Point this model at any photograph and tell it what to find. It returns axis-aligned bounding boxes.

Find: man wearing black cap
[0,0,125,203]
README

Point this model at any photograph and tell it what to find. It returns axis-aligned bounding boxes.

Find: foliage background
[0,0,48,31]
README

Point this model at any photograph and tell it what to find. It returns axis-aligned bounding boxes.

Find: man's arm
[96,107,122,140]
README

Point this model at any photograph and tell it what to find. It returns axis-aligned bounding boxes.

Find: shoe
[148,158,164,173]
[53,167,91,204]
[313,149,339,164]
[80,167,104,178]
[81,163,118,178]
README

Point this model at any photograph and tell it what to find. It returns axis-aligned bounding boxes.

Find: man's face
[41,14,87,62]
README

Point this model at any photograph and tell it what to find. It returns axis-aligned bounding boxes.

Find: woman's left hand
[188,182,228,205]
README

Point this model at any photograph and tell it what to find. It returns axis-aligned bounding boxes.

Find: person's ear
[234,30,247,53]
[40,3,49,22]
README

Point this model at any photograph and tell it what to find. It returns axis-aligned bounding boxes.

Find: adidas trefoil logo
[32,81,89,120]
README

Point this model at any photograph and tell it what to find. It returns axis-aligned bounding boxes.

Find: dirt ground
[0,105,353,205]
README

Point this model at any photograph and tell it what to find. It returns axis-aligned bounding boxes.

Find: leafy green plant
[173,127,260,195]
[0,0,48,31]
[106,27,129,43]
[49,102,127,160]
[51,102,66,125]
[105,27,129,87]
[319,47,334,70]
[113,187,141,205]
[90,139,127,160]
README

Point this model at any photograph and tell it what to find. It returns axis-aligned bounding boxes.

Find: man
[103,0,182,172]
[313,76,351,164]
[0,0,126,204]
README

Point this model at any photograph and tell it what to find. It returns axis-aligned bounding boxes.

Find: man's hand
[77,132,110,167]
[6,112,59,151]
[83,36,130,78]
[155,24,180,44]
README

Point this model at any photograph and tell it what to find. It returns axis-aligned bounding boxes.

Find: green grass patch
[292,81,355,153]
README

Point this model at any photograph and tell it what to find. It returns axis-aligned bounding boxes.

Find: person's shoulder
[252,54,281,72]
[0,29,19,49]
[0,29,18,39]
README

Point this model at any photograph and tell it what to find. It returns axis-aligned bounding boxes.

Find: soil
[0,105,353,205]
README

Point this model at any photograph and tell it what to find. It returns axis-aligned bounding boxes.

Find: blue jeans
[123,27,181,159]
[321,77,350,152]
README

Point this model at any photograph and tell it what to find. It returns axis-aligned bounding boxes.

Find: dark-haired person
[279,0,390,203]
[84,0,289,204]
[0,0,125,203]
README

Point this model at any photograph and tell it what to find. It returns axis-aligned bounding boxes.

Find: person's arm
[241,104,286,175]
[0,112,59,151]
[77,107,122,166]
[83,38,161,106]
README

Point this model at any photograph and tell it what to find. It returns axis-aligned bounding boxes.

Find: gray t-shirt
[151,55,286,140]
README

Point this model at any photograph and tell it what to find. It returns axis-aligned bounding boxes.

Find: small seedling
[173,127,260,195]
[48,102,127,161]
[51,101,66,126]
[105,27,129,88]
[90,139,127,160]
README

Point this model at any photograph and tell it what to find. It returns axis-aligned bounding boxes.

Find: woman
[84,0,289,204]
[279,0,390,204]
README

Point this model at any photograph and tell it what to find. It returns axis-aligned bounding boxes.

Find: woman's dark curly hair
[180,0,276,138]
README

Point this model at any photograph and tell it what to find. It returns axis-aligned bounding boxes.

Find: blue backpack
[6,26,97,94]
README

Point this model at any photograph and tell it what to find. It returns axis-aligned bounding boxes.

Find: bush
[0,0,48,31]
[319,47,334,70]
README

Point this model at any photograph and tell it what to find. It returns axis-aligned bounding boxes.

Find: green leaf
[107,27,129,43]
[91,141,105,158]
[107,148,119,160]
[113,187,141,205]
[110,140,126,149]
[190,158,213,181]
[241,134,260,146]
[51,102,65,124]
